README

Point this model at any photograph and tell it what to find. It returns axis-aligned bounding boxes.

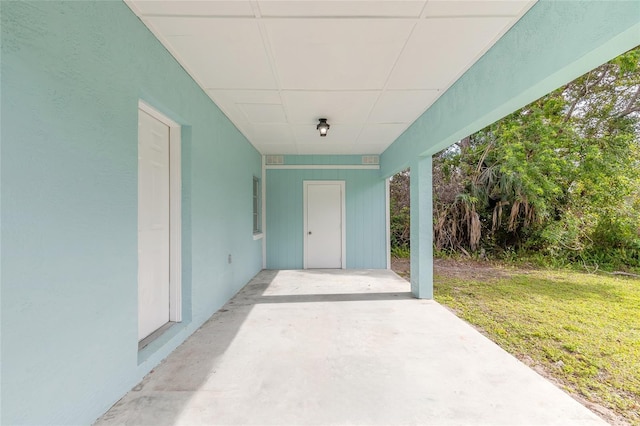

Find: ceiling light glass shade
[317,118,330,137]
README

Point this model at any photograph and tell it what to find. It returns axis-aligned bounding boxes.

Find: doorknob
[308,231,312,235]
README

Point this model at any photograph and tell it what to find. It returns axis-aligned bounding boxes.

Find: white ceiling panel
[265,19,415,90]
[357,123,408,146]
[239,104,288,123]
[386,16,513,90]
[207,90,282,105]
[131,1,254,17]
[126,0,537,155]
[368,90,440,123]
[145,16,239,36]
[148,18,276,89]
[423,0,534,18]
[247,124,296,144]
[206,90,284,142]
[165,35,276,89]
[283,91,379,124]
[258,1,426,18]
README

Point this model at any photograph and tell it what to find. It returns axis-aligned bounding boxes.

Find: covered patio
[97,270,604,425]
[3,1,639,424]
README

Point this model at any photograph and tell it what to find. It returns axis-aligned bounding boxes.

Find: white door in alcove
[138,109,171,341]
[304,181,345,269]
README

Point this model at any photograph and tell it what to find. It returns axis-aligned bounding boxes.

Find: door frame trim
[303,180,346,269]
[138,100,182,324]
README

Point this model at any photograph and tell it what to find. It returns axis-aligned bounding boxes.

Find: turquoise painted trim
[409,156,434,299]
[266,167,386,269]
[266,165,378,170]
[283,155,377,165]
[381,1,640,177]
[1,2,262,424]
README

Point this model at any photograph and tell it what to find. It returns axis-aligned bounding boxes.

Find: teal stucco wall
[266,156,387,269]
[1,2,262,424]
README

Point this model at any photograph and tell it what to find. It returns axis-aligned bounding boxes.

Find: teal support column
[410,155,433,299]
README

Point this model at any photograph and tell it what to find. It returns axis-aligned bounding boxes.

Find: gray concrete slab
[96,270,606,426]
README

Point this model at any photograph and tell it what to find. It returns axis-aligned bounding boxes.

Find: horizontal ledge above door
[266,165,379,170]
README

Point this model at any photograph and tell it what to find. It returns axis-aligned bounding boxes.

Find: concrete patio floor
[96,269,605,425]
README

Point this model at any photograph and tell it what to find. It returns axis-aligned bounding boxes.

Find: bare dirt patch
[391,257,515,281]
[391,257,410,280]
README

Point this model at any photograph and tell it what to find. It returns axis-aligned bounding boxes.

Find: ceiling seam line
[360,18,420,135]
[253,0,294,150]
[136,14,519,20]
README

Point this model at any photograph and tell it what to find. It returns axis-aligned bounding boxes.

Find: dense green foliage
[435,266,640,425]
[391,47,640,269]
[389,169,410,251]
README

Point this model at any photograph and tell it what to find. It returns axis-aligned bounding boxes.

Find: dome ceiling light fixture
[316,118,330,137]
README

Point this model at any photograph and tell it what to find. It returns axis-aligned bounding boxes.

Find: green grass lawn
[434,265,640,425]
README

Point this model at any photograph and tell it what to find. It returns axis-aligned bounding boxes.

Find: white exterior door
[304,181,345,269]
[138,109,171,341]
